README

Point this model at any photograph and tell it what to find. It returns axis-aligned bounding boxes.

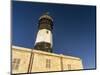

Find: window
[12,58,21,70]
[46,31,49,34]
[68,64,71,70]
[46,59,51,68]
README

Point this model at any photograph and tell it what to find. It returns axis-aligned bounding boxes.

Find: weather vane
[44,11,50,15]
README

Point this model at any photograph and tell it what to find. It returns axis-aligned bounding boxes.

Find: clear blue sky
[12,1,96,70]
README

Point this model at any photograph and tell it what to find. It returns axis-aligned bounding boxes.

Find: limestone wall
[12,46,83,74]
[12,47,32,74]
[31,51,61,72]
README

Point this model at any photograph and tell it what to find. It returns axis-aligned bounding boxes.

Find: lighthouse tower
[34,12,53,53]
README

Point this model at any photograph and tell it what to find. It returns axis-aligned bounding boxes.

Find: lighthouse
[34,12,53,52]
[12,12,83,74]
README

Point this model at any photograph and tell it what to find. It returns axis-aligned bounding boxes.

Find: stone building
[12,46,83,74]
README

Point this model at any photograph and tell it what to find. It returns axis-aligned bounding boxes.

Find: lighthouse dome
[39,12,53,21]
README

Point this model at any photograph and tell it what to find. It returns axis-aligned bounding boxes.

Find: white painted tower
[34,12,53,52]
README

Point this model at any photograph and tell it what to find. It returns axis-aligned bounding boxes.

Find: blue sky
[12,1,96,70]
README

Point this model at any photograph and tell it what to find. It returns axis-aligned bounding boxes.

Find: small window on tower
[46,31,49,34]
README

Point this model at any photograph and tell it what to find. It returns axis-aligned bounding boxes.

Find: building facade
[12,46,83,74]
